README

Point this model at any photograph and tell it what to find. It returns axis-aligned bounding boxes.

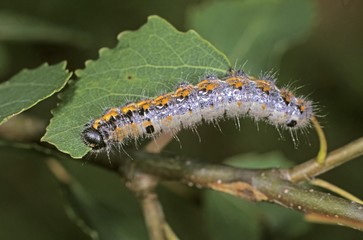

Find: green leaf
[187,0,316,75]
[0,11,90,47]
[0,62,71,125]
[43,15,230,158]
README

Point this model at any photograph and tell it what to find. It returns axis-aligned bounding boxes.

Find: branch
[116,151,363,230]
[286,137,363,182]
[2,137,363,231]
[253,170,363,230]
[126,172,178,240]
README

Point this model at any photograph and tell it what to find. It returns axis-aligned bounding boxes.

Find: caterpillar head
[82,126,106,150]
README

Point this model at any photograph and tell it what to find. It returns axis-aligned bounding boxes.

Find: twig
[310,179,363,204]
[45,158,100,239]
[311,116,328,164]
[286,137,363,182]
[142,133,179,239]
[253,170,363,230]
[126,172,178,240]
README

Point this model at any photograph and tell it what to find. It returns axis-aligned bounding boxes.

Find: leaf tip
[59,60,68,70]
[84,59,94,68]
[40,132,88,160]
[116,31,130,41]
[98,47,111,57]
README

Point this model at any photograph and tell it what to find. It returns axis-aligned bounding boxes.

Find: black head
[286,119,297,128]
[81,126,106,150]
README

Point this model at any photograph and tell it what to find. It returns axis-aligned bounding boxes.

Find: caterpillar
[81,70,316,152]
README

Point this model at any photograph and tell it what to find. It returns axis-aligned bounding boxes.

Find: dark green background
[0,0,362,239]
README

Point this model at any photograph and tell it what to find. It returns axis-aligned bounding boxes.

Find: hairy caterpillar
[81,70,316,151]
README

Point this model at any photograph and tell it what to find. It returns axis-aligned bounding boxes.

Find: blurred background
[0,0,362,239]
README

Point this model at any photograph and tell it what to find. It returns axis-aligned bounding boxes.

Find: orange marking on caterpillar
[102,108,119,121]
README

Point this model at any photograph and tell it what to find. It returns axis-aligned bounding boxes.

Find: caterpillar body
[82,70,313,150]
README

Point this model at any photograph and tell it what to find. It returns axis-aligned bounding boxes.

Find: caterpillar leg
[311,116,327,164]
